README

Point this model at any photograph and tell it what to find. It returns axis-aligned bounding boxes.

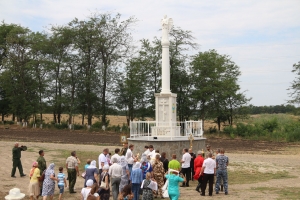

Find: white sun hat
[5,188,25,200]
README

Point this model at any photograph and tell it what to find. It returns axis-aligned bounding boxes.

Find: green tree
[288,61,300,104]
[115,58,148,125]
[0,24,39,122]
[191,49,250,130]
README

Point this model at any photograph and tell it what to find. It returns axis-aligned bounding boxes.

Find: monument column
[161,15,173,94]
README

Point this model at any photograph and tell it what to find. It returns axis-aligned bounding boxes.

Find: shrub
[54,122,68,129]
[92,120,110,129]
[261,118,278,132]
[286,127,300,142]
[209,126,217,133]
[74,124,85,130]
[3,120,14,125]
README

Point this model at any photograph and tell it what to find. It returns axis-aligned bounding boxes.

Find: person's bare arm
[200,166,205,175]
[126,169,130,180]
[105,175,109,190]
[94,173,98,183]
[64,178,68,187]
[75,166,79,176]
[50,174,58,181]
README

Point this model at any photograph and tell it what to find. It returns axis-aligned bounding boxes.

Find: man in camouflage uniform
[121,142,128,156]
[152,154,165,198]
[205,145,215,159]
[66,151,79,193]
[215,148,229,195]
[11,142,26,178]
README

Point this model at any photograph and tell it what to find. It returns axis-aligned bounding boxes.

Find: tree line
[0,13,250,130]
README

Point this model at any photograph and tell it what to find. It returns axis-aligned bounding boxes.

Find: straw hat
[5,188,25,200]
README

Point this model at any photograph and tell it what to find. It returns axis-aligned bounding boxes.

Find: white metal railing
[129,120,203,139]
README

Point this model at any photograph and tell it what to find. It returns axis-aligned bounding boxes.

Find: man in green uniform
[66,151,79,193]
[11,142,26,178]
[37,150,47,195]
[37,150,47,175]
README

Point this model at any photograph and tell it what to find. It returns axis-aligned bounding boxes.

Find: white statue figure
[161,15,173,45]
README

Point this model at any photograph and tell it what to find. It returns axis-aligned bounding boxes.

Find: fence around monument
[129,120,203,140]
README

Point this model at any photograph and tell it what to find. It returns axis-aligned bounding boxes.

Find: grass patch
[251,187,300,200]
[229,170,295,184]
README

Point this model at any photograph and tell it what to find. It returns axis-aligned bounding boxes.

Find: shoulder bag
[99,173,107,189]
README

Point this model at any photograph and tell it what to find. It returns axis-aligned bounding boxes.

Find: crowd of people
[11,142,229,200]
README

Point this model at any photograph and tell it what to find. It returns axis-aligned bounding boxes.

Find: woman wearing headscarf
[140,154,152,180]
[84,160,99,187]
[130,162,143,200]
[42,163,57,200]
[81,179,100,200]
[119,156,130,192]
[98,164,110,200]
[29,161,40,200]
[165,169,186,200]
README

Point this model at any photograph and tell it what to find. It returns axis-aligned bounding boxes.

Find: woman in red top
[193,150,204,193]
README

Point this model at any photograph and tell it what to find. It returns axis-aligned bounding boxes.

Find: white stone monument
[152,15,179,137]
[128,15,205,160]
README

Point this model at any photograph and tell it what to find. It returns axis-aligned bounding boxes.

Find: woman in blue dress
[165,169,186,200]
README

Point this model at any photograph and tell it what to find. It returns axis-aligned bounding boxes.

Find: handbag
[163,190,169,198]
[99,173,107,189]
[81,171,86,179]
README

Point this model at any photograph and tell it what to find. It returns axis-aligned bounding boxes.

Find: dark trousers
[201,173,214,196]
[181,167,191,186]
[11,159,24,176]
[191,166,195,180]
[67,168,77,192]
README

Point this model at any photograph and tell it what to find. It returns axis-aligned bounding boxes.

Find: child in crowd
[118,184,133,200]
[85,159,92,170]
[106,153,111,165]
[57,166,67,200]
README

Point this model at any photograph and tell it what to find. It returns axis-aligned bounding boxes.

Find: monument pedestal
[152,93,179,136]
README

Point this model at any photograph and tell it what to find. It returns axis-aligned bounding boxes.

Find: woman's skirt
[29,181,40,196]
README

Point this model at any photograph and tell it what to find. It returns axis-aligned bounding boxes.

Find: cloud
[0,0,300,106]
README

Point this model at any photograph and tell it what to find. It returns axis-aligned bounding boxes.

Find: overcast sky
[1,0,299,106]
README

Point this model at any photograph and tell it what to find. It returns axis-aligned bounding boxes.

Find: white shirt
[148,150,156,159]
[111,154,121,164]
[202,157,216,174]
[144,149,150,155]
[181,152,191,168]
[81,188,99,200]
[126,149,134,164]
[98,153,108,169]
[109,163,123,178]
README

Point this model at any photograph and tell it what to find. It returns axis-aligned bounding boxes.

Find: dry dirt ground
[0,129,300,200]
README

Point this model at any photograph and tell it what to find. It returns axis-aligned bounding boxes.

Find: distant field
[3,113,219,130]
[4,114,128,126]
[5,113,294,130]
